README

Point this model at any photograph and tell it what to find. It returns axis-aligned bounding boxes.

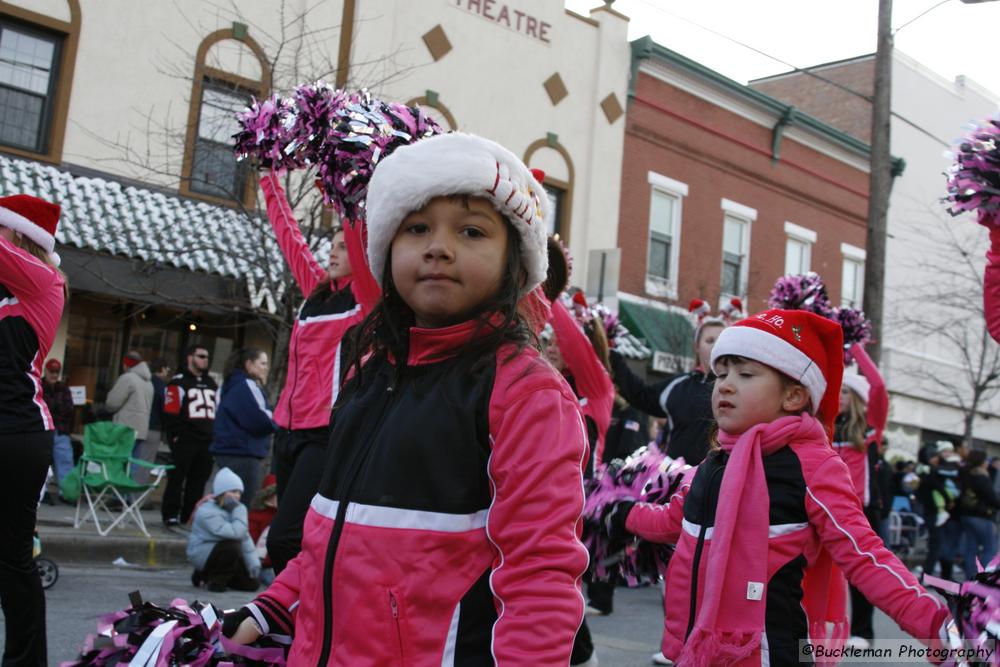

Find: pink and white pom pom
[582,446,690,586]
[946,116,1000,228]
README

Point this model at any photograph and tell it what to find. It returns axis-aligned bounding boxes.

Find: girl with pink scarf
[610,309,952,666]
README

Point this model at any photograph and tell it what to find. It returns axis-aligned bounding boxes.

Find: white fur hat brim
[365,132,550,294]
[841,372,870,404]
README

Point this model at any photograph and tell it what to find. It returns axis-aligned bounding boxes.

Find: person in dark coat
[42,358,75,486]
[209,348,276,509]
[959,449,1000,577]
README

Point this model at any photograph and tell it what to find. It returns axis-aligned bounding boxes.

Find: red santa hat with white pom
[0,194,61,266]
[689,297,743,343]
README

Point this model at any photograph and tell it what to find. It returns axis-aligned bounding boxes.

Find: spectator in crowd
[248,474,278,585]
[105,351,154,463]
[162,345,218,526]
[42,358,75,489]
[187,467,260,593]
[133,357,170,484]
[210,348,276,508]
[959,450,1000,577]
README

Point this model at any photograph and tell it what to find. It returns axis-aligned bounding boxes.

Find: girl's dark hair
[346,209,534,386]
[964,449,988,479]
[224,347,265,382]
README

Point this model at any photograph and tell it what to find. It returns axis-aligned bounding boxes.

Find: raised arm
[0,236,59,298]
[986,226,1000,344]
[550,300,614,406]
[260,172,327,297]
[849,343,888,442]
[342,220,380,315]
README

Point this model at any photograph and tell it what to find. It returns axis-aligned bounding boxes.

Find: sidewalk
[36,500,189,568]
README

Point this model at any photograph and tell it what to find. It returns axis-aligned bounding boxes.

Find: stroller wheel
[36,557,58,589]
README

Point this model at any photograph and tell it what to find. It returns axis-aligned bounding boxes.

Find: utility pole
[863,0,893,365]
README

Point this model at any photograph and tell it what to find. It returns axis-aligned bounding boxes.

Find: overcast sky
[565,0,1000,101]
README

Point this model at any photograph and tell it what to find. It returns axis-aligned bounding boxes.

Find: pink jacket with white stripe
[626,437,948,665]
[833,343,889,510]
[247,320,589,665]
[262,174,379,430]
[0,237,64,434]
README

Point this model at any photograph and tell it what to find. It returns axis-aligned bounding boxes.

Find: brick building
[751,52,1000,455]
[616,38,871,370]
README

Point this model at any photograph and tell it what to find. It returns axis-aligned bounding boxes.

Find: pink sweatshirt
[261,174,379,430]
[0,237,65,434]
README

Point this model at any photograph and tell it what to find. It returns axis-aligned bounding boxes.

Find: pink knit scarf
[679,414,847,667]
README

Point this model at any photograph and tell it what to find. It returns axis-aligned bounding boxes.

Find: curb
[38,523,189,568]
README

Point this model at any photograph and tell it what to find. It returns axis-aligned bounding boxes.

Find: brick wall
[618,69,870,313]
[750,59,875,143]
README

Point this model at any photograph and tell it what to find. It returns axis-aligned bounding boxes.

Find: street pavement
[2,564,923,666]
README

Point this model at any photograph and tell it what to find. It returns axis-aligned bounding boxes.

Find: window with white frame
[720,199,756,298]
[645,172,687,298]
[841,242,866,307]
[783,221,816,275]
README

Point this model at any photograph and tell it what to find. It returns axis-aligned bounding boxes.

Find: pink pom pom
[946,117,1000,228]
[234,84,444,224]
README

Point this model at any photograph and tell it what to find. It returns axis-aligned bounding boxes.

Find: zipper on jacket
[315,378,397,667]
[389,590,405,664]
[685,461,725,640]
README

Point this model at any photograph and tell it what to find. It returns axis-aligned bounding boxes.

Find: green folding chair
[73,422,174,537]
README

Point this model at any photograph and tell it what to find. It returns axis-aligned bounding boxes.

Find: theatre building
[1,0,632,412]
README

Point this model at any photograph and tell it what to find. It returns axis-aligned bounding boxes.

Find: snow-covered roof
[0,155,332,312]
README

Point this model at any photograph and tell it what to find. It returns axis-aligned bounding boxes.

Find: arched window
[404,94,457,131]
[180,26,270,206]
[0,0,80,164]
[524,137,574,241]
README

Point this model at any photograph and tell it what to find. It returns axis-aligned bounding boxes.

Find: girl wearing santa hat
[610,298,741,467]
[834,343,890,650]
[606,309,952,666]
[223,133,589,666]
[257,173,380,575]
[0,194,66,664]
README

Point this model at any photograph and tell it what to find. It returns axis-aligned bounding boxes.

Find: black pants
[849,507,881,640]
[587,579,615,614]
[268,427,329,574]
[199,540,258,592]
[162,438,213,524]
[570,617,594,665]
[0,431,52,666]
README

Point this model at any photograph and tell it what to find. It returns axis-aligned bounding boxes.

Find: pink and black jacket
[626,438,947,665]
[261,174,379,431]
[247,320,590,666]
[832,343,889,512]
[0,237,64,434]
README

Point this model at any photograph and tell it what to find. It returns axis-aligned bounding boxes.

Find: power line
[632,0,954,147]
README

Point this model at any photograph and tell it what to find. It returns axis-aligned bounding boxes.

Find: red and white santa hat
[365,132,550,294]
[841,371,870,404]
[0,194,61,266]
[689,297,743,342]
[710,308,844,432]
